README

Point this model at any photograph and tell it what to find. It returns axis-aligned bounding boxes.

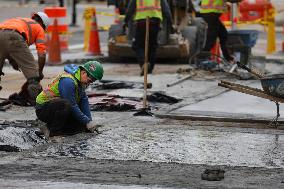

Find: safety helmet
[32,12,50,30]
[80,61,104,81]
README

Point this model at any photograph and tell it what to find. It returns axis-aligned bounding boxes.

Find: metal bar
[218,82,284,103]
[220,80,264,93]
[167,73,196,87]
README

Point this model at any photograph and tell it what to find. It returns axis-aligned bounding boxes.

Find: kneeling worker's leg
[36,99,73,135]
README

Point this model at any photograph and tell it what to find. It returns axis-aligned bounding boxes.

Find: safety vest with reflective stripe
[0,17,46,55]
[200,0,227,13]
[36,72,80,105]
[134,0,163,21]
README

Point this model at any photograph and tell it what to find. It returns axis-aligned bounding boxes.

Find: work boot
[148,64,154,74]
[36,125,50,139]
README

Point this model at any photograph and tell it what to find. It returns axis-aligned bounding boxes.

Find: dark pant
[132,18,161,72]
[201,13,233,61]
[35,99,87,136]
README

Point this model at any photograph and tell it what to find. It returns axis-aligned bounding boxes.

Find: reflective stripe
[20,19,37,45]
[134,0,162,21]
[136,7,161,12]
[200,0,226,13]
[36,39,45,43]
[137,0,161,12]
[36,72,80,105]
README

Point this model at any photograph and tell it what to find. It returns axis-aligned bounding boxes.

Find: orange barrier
[220,0,273,23]
[239,0,273,22]
[48,19,61,64]
[87,8,101,55]
[44,7,69,51]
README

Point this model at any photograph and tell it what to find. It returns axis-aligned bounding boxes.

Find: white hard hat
[34,12,50,30]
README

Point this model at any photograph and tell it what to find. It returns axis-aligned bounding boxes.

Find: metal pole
[231,3,238,30]
[59,0,64,7]
[143,17,150,109]
[70,0,77,26]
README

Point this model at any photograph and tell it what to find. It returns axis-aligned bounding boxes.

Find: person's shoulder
[59,77,76,87]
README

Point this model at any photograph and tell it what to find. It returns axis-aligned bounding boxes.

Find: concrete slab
[168,81,284,122]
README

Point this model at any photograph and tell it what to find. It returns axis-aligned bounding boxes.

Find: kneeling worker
[35,61,104,137]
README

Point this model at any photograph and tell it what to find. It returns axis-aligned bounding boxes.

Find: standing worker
[200,0,238,63]
[0,12,50,104]
[124,0,173,76]
[35,61,104,137]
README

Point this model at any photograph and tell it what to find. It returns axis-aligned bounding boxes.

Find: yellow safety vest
[36,72,80,105]
[200,0,227,13]
[134,0,163,21]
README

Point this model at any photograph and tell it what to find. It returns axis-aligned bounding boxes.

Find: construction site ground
[0,0,284,188]
[1,60,284,189]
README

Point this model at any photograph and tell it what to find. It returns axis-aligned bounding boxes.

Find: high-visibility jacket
[0,17,46,55]
[134,0,163,21]
[36,72,80,105]
[200,0,227,14]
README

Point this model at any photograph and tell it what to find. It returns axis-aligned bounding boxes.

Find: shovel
[236,61,265,79]
[134,17,153,116]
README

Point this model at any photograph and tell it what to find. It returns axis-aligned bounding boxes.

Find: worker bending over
[35,61,104,137]
[0,12,50,104]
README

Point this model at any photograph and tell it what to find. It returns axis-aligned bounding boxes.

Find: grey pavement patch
[161,81,284,124]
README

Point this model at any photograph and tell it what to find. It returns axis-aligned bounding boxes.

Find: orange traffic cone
[87,8,101,56]
[48,18,61,64]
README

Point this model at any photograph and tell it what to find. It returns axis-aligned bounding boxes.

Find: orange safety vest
[0,17,46,55]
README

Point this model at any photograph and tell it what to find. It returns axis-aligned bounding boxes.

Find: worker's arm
[79,89,92,120]
[58,78,91,125]
[36,31,47,80]
[38,54,46,80]
[161,0,173,26]
[124,0,136,24]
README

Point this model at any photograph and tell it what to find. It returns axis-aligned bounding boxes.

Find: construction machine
[107,0,207,63]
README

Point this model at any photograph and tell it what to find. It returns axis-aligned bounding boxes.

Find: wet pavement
[0,1,284,188]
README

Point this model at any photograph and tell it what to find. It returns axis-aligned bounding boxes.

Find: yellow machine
[107,0,207,63]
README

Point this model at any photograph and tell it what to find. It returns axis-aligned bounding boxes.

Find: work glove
[86,121,102,134]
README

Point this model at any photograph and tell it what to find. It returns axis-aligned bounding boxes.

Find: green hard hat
[80,61,104,81]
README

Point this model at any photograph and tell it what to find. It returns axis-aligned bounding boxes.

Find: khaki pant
[0,30,39,79]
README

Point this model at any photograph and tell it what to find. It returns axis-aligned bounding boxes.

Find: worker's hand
[86,121,102,134]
